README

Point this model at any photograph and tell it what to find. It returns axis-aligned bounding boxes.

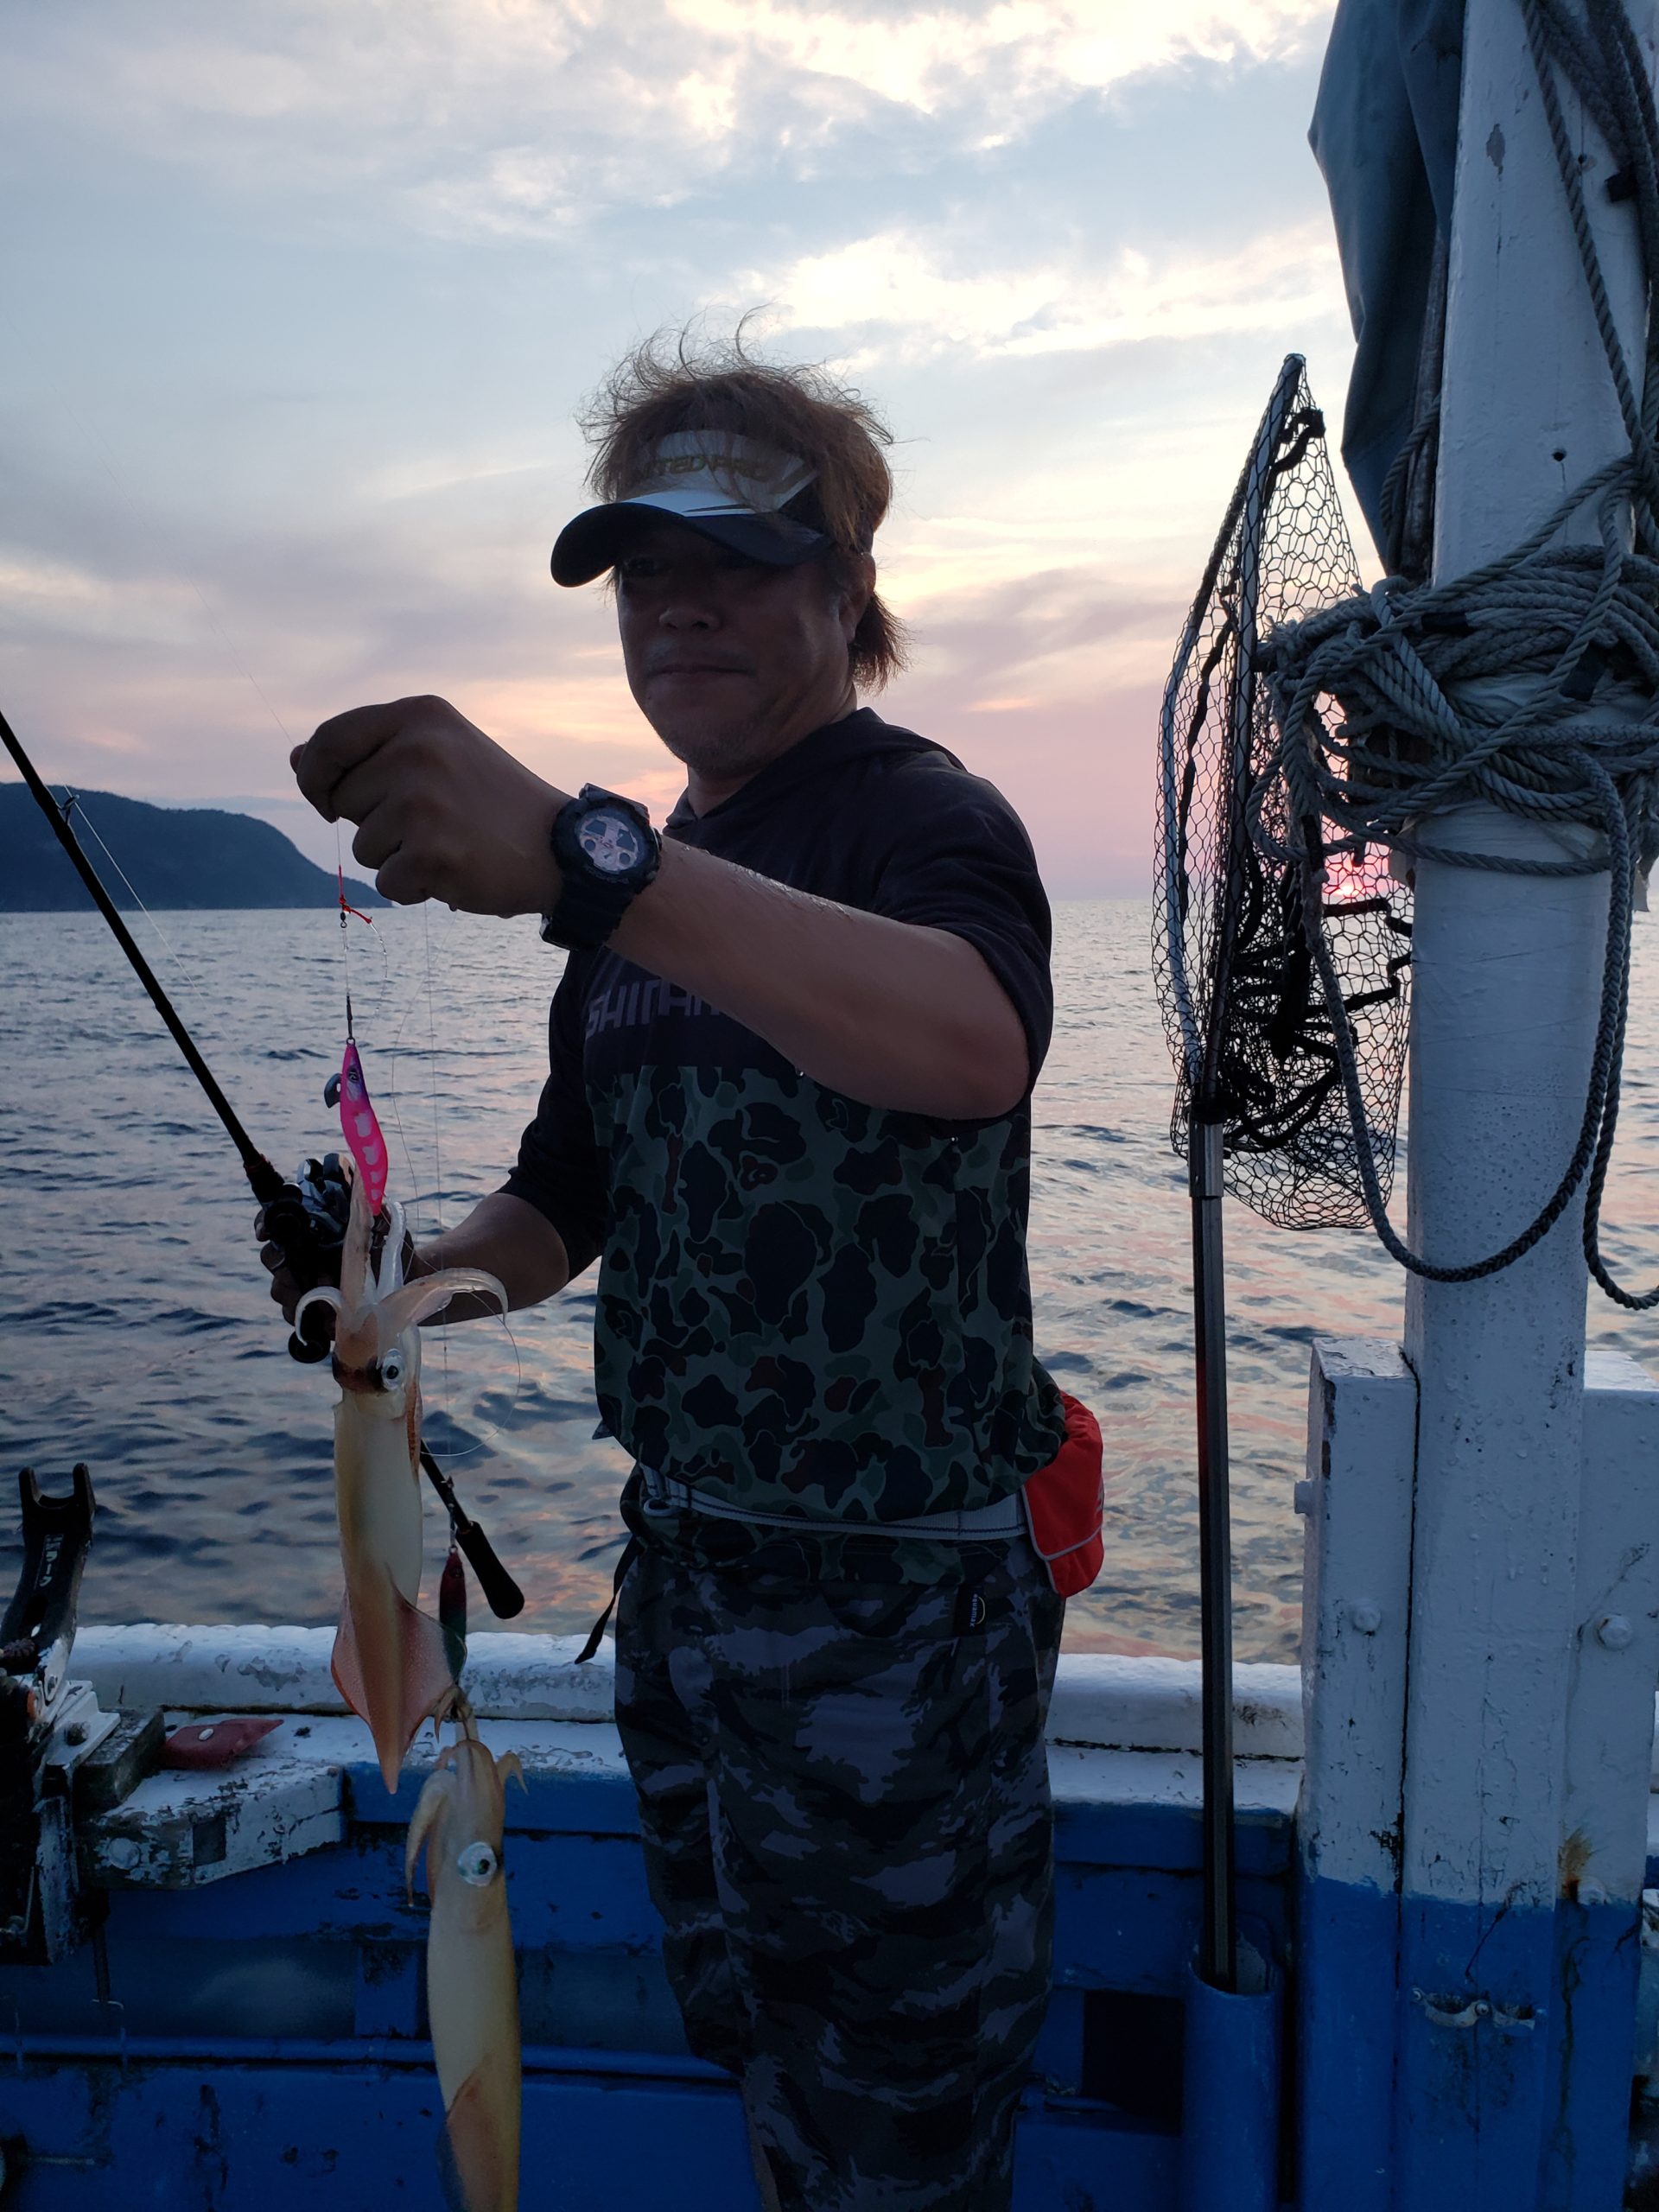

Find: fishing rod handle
[417,1444,524,1618]
[454,1517,524,1620]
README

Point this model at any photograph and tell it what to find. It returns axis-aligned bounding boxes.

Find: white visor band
[620,432,818,515]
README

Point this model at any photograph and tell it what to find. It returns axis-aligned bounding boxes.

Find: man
[275,340,1083,2212]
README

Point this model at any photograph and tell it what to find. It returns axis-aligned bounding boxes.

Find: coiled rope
[1256,0,1659,1304]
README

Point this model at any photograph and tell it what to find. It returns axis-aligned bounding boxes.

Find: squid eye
[379,1349,405,1389]
[456,1842,498,1888]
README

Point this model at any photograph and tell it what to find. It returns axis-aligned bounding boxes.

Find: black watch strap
[541,867,635,950]
[540,786,660,951]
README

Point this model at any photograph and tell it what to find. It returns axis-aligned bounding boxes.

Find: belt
[636,1465,1027,1541]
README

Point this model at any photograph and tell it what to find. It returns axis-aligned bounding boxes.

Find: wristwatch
[539,786,662,950]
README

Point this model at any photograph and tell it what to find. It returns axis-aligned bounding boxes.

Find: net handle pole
[1190,1117,1239,1992]
[1180,360,1305,2001]
[0,704,285,1206]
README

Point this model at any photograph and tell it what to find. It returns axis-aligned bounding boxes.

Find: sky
[0,0,1370,898]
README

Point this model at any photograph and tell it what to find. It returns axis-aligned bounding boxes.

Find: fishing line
[421,899,455,1451]
[22,312,448,1243]
[417,1332,526,1474]
[57,790,209,1014]
[332,830,526,1470]
[19,356,300,757]
[354,902,526,1471]
[335,822,358,1016]
[375,904,442,1235]
[423,903,445,1239]
[18,310,389,1065]
[331,822,391,1046]
[384,975,429,1199]
[9,352,525,1611]
[419,931,523,1465]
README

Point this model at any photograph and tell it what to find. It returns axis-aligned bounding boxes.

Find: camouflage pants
[612,1508,1065,2212]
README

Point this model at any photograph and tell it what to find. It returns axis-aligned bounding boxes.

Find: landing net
[1154,355,1413,1230]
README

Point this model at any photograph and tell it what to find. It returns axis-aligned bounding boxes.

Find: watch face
[577,809,646,876]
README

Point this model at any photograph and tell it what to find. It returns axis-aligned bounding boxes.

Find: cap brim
[550,499,827,588]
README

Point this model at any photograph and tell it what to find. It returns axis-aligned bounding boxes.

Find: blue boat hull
[0,1692,1296,2209]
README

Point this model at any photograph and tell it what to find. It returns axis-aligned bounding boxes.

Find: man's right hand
[257,1210,316,1332]
[253,1157,353,1352]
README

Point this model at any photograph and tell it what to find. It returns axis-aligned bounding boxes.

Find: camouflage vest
[512,711,1067,1522]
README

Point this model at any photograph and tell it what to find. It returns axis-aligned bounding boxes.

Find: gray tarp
[1310,0,1465,547]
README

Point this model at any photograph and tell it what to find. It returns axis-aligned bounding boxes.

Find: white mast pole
[1395,0,1659,2199]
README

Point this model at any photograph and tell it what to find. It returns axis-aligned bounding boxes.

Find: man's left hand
[290,695,569,914]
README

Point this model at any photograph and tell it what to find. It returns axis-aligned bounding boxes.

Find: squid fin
[498,1751,526,1796]
[333,1585,458,1793]
[438,2061,520,2212]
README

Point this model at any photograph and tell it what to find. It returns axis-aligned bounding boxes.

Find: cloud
[0,549,212,655]
[0,554,109,603]
[912,566,1179,686]
[671,0,1330,127]
[6,0,1335,238]
[755,219,1342,363]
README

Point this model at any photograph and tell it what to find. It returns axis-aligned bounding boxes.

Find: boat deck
[0,1630,1307,2210]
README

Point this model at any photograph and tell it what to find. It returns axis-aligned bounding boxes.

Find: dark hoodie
[504,708,1065,1522]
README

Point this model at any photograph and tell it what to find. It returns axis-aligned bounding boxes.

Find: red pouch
[1020,1392,1104,1598]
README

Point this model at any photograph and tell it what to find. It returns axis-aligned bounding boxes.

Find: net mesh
[1154,356,1414,1230]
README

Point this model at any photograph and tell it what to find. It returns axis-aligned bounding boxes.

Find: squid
[406,1715,525,2212]
[299,1041,523,2212]
[297,1050,506,1791]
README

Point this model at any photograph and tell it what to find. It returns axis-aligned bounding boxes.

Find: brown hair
[579,327,908,690]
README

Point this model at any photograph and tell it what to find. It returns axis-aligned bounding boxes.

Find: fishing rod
[1,703,524,1620]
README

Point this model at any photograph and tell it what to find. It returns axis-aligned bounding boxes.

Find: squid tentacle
[294,1284,345,1329]
[372,1269,508,1352]
[373,1198,408,1302]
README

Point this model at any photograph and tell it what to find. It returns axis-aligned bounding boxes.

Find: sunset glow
[0,1,1374,896]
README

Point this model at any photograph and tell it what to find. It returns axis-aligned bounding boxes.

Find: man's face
[613,519,869,791]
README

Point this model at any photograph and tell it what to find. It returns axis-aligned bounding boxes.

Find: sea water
[3,900,1656,1662]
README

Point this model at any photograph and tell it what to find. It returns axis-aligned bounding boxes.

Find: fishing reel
[259,1152,353,1363]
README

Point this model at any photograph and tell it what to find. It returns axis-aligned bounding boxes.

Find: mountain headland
[0,785,385,912]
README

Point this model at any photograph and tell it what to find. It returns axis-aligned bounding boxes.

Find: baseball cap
[550,431,830,587]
